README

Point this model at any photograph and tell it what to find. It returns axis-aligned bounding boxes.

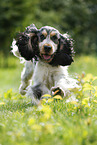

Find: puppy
[12,24,78,104]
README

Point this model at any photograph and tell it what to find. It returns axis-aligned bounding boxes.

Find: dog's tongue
[43,55,51,60]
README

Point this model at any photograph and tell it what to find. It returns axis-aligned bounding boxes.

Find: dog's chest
[33,61,59,89]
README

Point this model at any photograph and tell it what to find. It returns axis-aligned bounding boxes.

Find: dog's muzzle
[40,44,55,63]
[44,45,52,53]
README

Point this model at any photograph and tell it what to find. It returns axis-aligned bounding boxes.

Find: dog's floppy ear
[16,24,39,60]
[50,33,74,66]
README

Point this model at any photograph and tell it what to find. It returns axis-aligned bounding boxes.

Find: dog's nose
[44,45,52,52]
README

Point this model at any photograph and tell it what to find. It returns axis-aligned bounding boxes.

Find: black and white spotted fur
[12,24,78,104]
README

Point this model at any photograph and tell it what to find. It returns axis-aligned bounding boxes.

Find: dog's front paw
[19,86,27,95]
[51,87,65,97]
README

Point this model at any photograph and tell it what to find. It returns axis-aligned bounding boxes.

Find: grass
[69,55,97,76]
[0,56,23,94]
[0,55,97,145]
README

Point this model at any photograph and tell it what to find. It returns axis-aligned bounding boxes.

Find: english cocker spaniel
[12,24,78,104]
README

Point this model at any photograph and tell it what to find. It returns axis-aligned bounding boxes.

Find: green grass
[0,56,23,94]
[0,55,97,145]
[69,55,97,76]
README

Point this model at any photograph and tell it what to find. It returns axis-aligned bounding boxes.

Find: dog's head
[37,26,60,63]
[15,24,74,66]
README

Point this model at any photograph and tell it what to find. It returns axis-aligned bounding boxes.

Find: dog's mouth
[40,54,54,62]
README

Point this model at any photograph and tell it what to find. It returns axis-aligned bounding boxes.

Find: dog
[12,24,78,104]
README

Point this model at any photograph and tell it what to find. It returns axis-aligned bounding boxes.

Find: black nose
[44,45,52,52]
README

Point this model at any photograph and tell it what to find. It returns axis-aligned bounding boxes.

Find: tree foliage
[0,0,97,55]
[0,0,26,54]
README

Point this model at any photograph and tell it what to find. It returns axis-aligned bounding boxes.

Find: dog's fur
[12,24,78,104]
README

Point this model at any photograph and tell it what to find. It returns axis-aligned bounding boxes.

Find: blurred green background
[0,0,97,58]
[0,0,97,94]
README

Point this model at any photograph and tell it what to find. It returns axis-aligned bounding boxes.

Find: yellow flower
[53,95,63,100]
[94,86,97,90]
[94,92,97,97]
[38,105,52,113]
[70,101,78,105]
[4,89,12,99]
[38,105,52,120]
[42,94,52,98]
[82,98,90,107]
[93,86,97,97]
[83,130,88,138]
[0,102,5,105]
[47,98,54,103]
[74,106,77,110]
[93,76,97,82]
[41,98,47,103]
[43,113,51,120]
[28,118,36,126]
[31,124,42,131]
[77,96,81,99]
[93,100,97,103]
[82,98,89,104]
[83,83,93,91]
[41,98,54,103]
[83,73,93,82]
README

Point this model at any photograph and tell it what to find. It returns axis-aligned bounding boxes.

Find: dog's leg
[51,76,78,97]
[19,61,34,95]
[26,83,50,105]
[26,84,42,105]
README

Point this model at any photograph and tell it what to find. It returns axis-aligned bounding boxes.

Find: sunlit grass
[69,55,97,76]
[0,55,97,145]
[0,55,23,94]
[0,73,97,145]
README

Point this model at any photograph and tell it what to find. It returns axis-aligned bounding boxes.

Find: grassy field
[0,55,97,145]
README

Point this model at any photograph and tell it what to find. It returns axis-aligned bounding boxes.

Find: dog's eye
[40,34,46,41]
[51,35,58,43]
